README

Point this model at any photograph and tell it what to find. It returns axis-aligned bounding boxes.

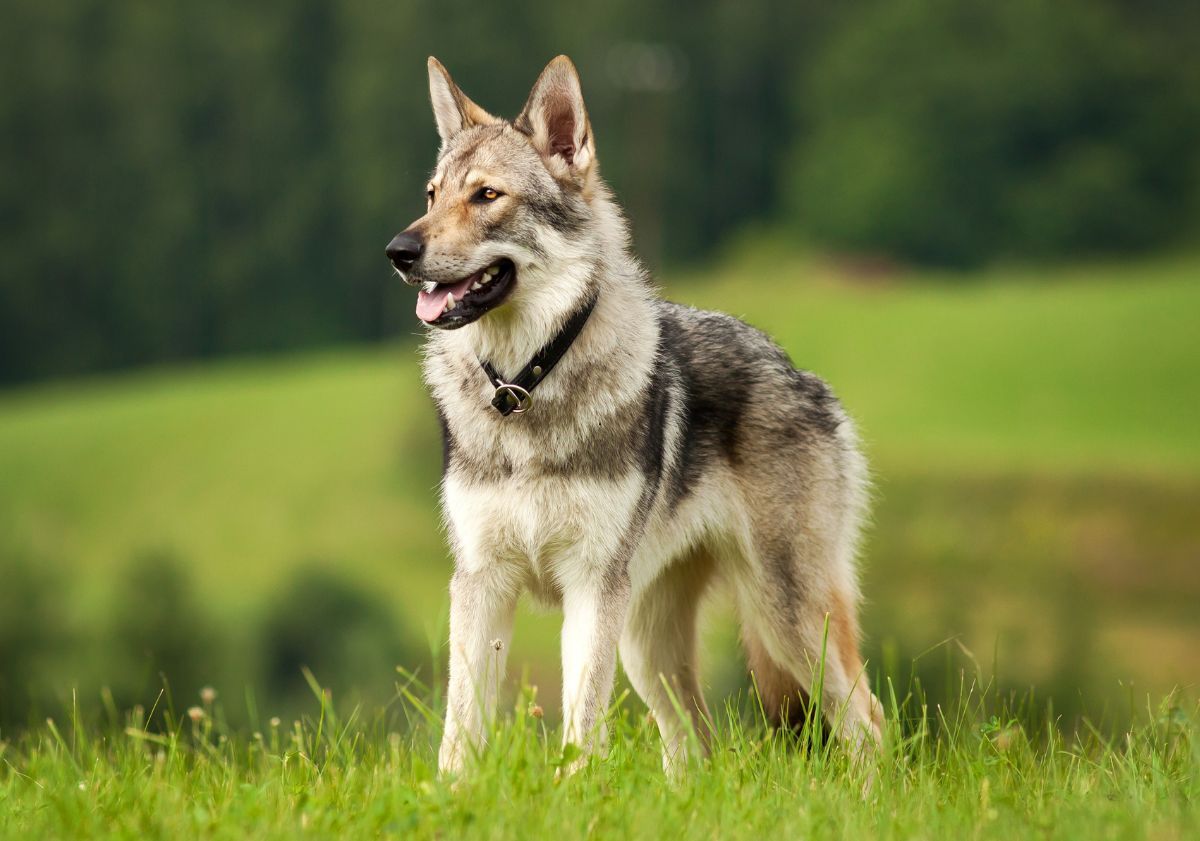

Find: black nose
[385,231,424,270]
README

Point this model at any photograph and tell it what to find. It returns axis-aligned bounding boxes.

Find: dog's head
[387,56,600,330]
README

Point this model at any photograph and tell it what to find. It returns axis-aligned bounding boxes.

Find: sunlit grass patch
[1,674,1195,839]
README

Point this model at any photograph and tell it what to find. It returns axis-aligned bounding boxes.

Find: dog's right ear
[427,57,497,145]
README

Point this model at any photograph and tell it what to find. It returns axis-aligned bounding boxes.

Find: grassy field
[1,682,1196,839]
[0,253,1198,836]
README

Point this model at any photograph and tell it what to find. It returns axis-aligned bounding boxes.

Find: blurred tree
[0,0,843,383]
[788,0,1200,266]
[106,551,222,713]
[0,554,66,727]
[0,0,1196,382]
[259,565,425,708]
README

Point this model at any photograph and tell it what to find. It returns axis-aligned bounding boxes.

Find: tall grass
[1,669,1195,839]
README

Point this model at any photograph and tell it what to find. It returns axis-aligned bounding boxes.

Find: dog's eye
[474,187,502,203]
[426,188,435,203]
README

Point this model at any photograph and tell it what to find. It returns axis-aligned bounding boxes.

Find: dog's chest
[430,332,657,585]
[443,462,644,586]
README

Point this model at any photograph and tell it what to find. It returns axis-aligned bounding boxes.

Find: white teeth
[471,281,483,291]
[484,265,500,278]
[445,293,456,310]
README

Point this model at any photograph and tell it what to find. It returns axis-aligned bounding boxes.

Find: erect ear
[427,56,497,145]
[515,55,595,179]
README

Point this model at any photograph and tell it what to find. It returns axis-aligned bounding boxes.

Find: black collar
[478,289,599,416]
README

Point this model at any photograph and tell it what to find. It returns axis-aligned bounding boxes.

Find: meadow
[1,683,1196,839]
[0,251,1198,836]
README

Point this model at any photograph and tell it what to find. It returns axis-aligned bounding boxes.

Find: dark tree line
[1,0,1196,384]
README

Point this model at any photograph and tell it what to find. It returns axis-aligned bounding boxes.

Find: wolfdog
[386,55,883,775]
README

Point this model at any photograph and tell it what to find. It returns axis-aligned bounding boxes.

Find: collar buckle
[477,289,599,418]
[493,382,532,415]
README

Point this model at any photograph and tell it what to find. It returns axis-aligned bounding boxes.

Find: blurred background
[1,0,1198,731]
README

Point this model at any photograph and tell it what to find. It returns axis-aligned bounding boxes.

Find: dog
[386,55,883,776]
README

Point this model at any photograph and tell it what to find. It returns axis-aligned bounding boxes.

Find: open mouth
[415,259,516,328]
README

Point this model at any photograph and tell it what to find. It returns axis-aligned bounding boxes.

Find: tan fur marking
[829,590,863,682]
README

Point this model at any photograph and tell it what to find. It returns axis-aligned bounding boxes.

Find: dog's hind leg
[619,547,715,775]
[734,520,882,755]
[739,587,882,752]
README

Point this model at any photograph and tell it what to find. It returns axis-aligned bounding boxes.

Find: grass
[1,680,1196,839]
[0,251,1198,836]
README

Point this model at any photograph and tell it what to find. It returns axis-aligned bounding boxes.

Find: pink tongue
[416,275,477,323]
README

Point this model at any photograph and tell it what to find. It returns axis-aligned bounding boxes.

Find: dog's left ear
[428,56,498,145]
[516,55,595,181]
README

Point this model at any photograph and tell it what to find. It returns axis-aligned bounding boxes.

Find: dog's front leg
[560,568,631,769]
[438,567,519,776]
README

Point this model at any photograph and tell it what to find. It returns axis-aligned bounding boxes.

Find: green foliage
[3,1,1196,382]
[790,0,1200,265]
[104,552,223,714]
[0,551,430,730]
[259,565,428,713]
[0,0,826,383]
[0,554,65,724]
